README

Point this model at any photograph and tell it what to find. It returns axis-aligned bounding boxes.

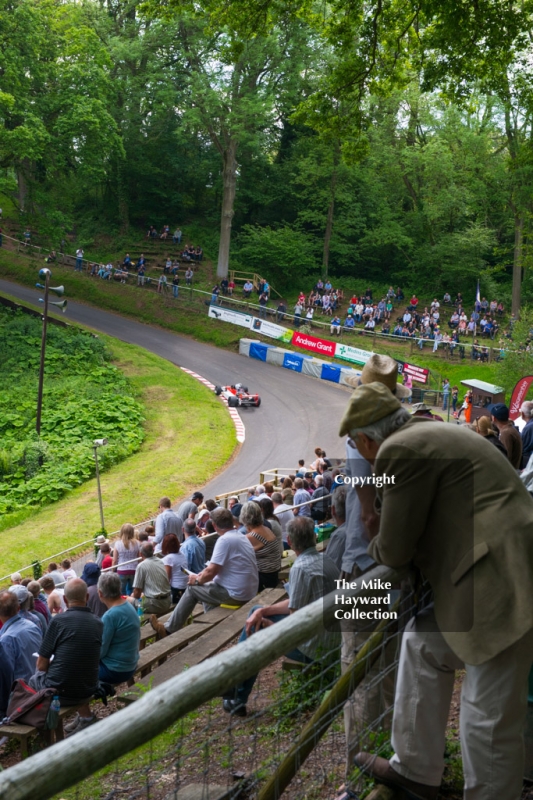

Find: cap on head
[8,584,30,603]
[339,382,402,437]
[344,354,410,398]
[488,403,509,422]
[411,402,430,413]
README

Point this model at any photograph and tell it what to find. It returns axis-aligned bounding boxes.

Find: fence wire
[29,576,423,800]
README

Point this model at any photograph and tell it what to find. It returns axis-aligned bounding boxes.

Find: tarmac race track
[0,278,351,498]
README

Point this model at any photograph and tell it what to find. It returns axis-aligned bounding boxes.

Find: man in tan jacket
[338,382,533,800]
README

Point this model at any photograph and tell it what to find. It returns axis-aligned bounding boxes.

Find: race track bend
[0,278,351,499]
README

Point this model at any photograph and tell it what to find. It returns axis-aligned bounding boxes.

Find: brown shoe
[354,753,439,800]
[150,614,167,639]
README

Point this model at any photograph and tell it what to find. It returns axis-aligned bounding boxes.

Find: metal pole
[36,271,50,435]
[93,446,105,531]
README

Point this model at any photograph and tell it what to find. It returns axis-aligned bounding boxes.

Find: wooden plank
[139,605,204,648]
[166,784,232,800]
[121,588,287,701]
[134,618,223,678]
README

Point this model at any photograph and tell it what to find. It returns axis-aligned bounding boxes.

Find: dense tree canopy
[1,0,533,307]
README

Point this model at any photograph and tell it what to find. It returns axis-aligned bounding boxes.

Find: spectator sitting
[61,560,77,582]
[123,253,131,268]
[0,591,43,718]
[150,507,258,638]
[164,257,172,273]
[222,516,340,715]
[47,562,64,586]
[9,584,47,634]
[240,501,281,591]
[132,543,172,616]
[65,573,140,735]
[29,579,102,726]
[81,563,107,618]
[10,572,22,585]
[258,497,284,555]
[100,543,113,570]
[39,576,66,615]
[228,279,235,295]
[45,250,57,264]
[293,477,312,517]
[243,280,253,298]
[27,580,52,624]
[136,254,146,270]
[160,225,170,240]
[330,316,341,335]
[161,534,188,604]
[344,315,355,330]
[180,519,207,574]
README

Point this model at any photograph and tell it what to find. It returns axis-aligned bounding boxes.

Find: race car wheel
[214,386,222,395]
[227,396,239,407]
[254,397,261,407]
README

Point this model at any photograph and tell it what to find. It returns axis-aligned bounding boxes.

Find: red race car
[214,383,261,408]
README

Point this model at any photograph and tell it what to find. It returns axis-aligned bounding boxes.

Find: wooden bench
[119,587,287,703]
[0,703,83,758]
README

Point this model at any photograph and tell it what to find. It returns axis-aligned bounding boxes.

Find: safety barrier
[239,337,361,388]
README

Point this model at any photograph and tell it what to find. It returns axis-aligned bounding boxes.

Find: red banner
[291,331,336,357]
[401,362,429,385]
[509,376,533,420]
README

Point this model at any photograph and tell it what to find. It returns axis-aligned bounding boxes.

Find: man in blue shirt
[0,591,42,717]
[180,519,207,573]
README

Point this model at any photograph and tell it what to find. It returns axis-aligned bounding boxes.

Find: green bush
[0,308,145,516]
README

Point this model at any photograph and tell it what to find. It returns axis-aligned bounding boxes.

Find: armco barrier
[240,338,361,387]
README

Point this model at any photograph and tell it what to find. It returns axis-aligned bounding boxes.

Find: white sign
[250,317,293,342]
[335,343,374,365]
[208,306,253,328]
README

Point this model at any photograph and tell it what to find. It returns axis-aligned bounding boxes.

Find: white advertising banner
[208,306,254,328]
[334,342,374,365]
[250,317,293,342]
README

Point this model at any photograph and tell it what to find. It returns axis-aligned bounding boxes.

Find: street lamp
[35,268,67,435]
[93,438,108,532]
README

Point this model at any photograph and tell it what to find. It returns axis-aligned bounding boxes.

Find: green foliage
[495,308,533,393]
[236,224,318,290]
[0,308,144,517]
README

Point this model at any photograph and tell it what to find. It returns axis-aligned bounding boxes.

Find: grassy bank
[0,330,236,580]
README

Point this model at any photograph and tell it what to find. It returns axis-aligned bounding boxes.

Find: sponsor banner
[401,361,429,384]
[509,376,533,419]
[291,331,336,357]
[208,305,254,328]
[335,342,374,365]
[250,317,293,342]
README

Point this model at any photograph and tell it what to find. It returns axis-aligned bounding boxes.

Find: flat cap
[339,382,402,437]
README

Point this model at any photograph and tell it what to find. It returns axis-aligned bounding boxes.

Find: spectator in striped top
[240,501,281,591]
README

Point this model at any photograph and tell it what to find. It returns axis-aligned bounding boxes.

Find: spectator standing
[154,496,183,551]
[161,534,188,603]
[157,273,167,294]
[258,497,284,555]
[442,378,450,411]
[172,274,180,298]
[173,227,182,244]
[0,591,42,718]
[75,248,84,271]
[521,401,533,468]
[185,266,193,285]
[150,508,258,638]
[271,492,294,543]
[132,544,172,615]
[112,523,140,595]
[293,302,303,328]
[326,485,347,570]
[489,403,523,469]
[180,519,207,574]
[60,560,77,582]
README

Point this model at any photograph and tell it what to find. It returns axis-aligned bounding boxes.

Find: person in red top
[350,294,358,306]
[100,544,113,570]
[297,291,306,305]
[409,294,419,310]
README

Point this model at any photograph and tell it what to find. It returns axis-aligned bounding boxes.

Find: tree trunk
[116,156,130,234]
[16,159,31,212]
[216,139,238,279]
[322,174,336,279]
[512,212,523,317]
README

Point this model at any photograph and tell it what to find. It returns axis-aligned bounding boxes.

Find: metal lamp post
[35,268,67,435]
[93,438,108,532]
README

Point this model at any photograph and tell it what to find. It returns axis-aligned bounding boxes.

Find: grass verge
[0,329,236,581]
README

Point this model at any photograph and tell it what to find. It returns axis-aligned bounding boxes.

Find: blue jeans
[443,395,449,411]
[75,258,82,271]
[173,285,179,298]
[223,607,312,706]
[119,573,135,595]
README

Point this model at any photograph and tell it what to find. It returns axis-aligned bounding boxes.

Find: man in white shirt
[150,508,258,638]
